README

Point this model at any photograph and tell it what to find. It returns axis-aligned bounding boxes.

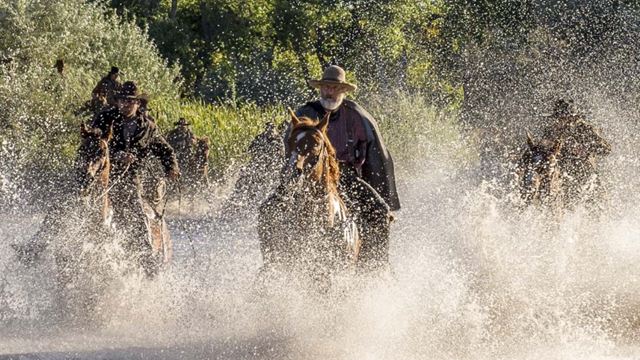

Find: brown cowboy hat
[308,65,357,92]
[543,98,579,117]
[115,81,148,101]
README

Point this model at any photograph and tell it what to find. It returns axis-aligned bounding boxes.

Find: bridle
[288,126,328,173]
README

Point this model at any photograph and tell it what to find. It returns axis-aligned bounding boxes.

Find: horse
[75,123,113,226]
[517,132,563,209]
[69,123,172,278]
[167,134,210,202]
[12,123,114,267]
[257,111,360,288]
[44,122,117,313]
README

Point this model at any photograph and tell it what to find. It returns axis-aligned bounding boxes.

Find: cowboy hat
[109,66,123,76]
[308,65,357,92]
[543,98,579,117]
[115,81,148,101]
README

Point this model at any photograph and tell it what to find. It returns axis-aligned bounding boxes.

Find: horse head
[76,123,111,195]
[195,136,210,162]
[285,109,339,194]
[258,110,358,278]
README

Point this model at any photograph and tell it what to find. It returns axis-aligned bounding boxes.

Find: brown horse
[75,123,113,226]
[518,132,563,208]
[74,123,172,276]
[43,122,117,312]
[257,111,360,286]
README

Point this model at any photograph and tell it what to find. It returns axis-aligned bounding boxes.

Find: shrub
[0,0,181,173]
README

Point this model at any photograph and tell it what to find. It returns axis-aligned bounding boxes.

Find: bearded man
[291,65,400,271]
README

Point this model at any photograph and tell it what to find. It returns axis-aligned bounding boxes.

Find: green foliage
[0,0,292,180]
[362,91,471,170]
[108,0,455,105]
[152,99,284,174]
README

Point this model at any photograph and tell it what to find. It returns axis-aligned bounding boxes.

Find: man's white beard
[320,95,344,111]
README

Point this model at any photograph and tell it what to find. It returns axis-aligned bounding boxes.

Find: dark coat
[91,108,179,176]
[91,75,121,107]
[294,100,401,211]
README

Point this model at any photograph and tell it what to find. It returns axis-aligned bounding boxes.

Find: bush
[0,0,181,173]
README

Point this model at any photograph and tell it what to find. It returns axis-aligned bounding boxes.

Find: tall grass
[362,91,473,170]
[151,99,285,175]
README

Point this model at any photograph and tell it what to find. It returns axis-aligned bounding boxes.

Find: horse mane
[289,117,340,193]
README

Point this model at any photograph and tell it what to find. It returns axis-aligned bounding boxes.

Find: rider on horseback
[89,66,122,114]
[291,65,401,271]
[542,98,611,206]
[91,81,180,274]
[166,118,196,162]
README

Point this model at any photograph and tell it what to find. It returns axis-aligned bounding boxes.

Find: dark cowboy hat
[109,66,122,76]
[543,98,579,117]
[115,81,148,101]
[308,65,357,92]
[174,117,190,126]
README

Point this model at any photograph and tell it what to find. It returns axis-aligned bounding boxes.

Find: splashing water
[1,112,640,360]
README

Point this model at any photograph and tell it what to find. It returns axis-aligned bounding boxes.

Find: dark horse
[16,123,172,278]
[168,134,210,195]
[77,122,173,276]
[43,123,116,312]
[517,132,563,209]
[257,111,360,286]
[193,136,210,187]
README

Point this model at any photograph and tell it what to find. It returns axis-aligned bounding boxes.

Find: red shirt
[326,105,368,167]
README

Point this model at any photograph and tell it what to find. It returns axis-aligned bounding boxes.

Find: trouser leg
[339,173,391,271]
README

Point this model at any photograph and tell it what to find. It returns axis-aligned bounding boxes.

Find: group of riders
[14,63,610,277]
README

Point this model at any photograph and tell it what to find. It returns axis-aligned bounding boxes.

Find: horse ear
[317,112,330,133]
[80,123,89,137]
[288,107,300,126]
[526,130,535,149]
[197,136,210,146]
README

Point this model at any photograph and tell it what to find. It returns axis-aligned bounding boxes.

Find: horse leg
[358,211,391,272]
[340,177,392,272]
[112,178,157,277]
